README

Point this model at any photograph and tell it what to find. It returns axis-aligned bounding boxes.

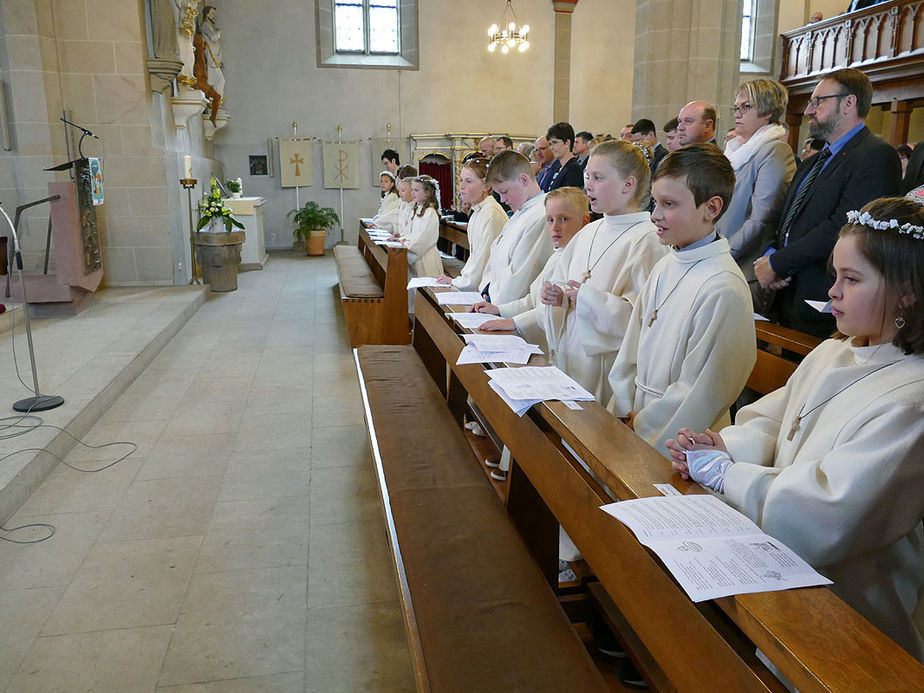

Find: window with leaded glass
[334,0,399,55]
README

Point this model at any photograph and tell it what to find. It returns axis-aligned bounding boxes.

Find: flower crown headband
[846,210,924,240]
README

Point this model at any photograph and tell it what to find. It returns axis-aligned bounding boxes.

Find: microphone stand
[0,203,64,412]
[59,117,99,159]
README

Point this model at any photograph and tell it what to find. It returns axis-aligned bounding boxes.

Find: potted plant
[289,200,339,256]
[226,178,242,199]
[195,177,246,291]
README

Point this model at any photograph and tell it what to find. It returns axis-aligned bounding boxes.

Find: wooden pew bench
[331,226,410,347]
[353,343,608,692]
[407,285,924,693]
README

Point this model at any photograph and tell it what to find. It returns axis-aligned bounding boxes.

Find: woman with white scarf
[717,79,796,300]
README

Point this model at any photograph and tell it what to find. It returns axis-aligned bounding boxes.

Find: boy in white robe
[538,140,667,402]
[667,196,924,662]
[475,187,590,350]
[608,143,756,455]
[478,150,553,306]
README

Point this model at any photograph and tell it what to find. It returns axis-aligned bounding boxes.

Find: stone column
[552,1,578,123]
[632,0,741,133]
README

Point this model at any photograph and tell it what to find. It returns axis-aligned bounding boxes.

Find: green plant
[197,178,245,232]
[226,179,241,193]
[289,200,340,242]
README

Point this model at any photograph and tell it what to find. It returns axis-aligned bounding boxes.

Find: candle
[183,155,192,179]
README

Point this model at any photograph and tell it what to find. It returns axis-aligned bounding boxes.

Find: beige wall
[0,0,184,285]
[216,0,634,248]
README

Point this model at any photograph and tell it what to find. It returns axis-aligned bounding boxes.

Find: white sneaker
[489,469,507,482]
[484,455,501,468]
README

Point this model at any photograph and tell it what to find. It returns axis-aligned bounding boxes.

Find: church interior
[0,0,923,690]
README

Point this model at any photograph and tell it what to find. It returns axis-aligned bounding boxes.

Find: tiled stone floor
[0,253,414,692]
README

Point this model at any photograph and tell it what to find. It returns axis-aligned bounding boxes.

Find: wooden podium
[10,160,104,316]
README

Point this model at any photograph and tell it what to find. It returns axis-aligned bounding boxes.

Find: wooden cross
[290,152,304,177]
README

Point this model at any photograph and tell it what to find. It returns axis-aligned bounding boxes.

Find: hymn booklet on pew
[456,334,543,366]
[601,495,832,602]
[486,365,595,416]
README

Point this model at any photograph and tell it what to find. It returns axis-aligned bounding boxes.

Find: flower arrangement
[198,177,245,232]
[226,178,241,194]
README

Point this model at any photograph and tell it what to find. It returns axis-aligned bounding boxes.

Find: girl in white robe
[436,158,507,292]
[666,197,924,662]
[476,187,590,351]
[392,169,416,240]
[400,175,443,278]
[371,170,399,232]
[538,140,667,402]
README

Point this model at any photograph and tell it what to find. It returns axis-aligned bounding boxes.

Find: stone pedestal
[194,231,244,292]
[224,197,268,270]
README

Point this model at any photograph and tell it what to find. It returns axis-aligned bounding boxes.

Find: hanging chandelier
[487,0,530,54]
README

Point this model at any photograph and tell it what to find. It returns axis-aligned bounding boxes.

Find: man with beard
[753,68,901,336]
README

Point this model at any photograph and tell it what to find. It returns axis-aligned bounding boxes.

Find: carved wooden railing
[780,0,924,95]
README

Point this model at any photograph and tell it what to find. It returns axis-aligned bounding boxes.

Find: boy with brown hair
[607,143,756,456]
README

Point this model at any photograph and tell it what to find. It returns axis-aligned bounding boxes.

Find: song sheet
[448,312,497,329]
[435,291,484,306]
[600,495,832,602]
[407,277,442,289]
[485,366,595,402]
[375,240,404,248]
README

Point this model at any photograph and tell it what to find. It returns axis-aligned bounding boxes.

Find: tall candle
[183,155,192,179]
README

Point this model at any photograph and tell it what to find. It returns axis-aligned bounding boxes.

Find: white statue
[174,0,198,83]
[198,5,225,102]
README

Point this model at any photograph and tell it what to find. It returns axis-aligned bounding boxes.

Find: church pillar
[552,1,577,123]
[632,0,741,133]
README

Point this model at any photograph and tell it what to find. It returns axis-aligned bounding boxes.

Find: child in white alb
[607,144,756,455]
[667,196,924,663]
[371,170,399,232]
[538,140,666,403]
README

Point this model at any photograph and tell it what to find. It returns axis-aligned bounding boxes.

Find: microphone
[60,117,100,140]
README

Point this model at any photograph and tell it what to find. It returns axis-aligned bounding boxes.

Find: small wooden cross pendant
[786,416,801,441]
[582,270,591,281]
[647,309,658,327]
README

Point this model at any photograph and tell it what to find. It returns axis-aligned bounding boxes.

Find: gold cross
[290,152,304,177]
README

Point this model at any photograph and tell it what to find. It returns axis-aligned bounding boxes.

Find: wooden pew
[408,285,924,693]
[331,225,410,347]
[438,218,470,261]
[354,344,609,692]
[748,320,823,395]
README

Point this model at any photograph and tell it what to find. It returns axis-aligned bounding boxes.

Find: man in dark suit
[630,118,667,173]
[574,131,593,171]
[754,68,901,337]
[900,141,924,193]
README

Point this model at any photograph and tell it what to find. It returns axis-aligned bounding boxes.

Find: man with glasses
[754,68,901,336]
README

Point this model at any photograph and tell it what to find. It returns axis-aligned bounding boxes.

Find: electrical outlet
[178,262,183,271]
[271,232,277,245]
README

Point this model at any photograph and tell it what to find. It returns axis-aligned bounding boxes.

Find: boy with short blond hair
[478,151,553,306]
[607,143,756,456]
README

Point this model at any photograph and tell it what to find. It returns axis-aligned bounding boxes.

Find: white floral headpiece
[845,210,924,240]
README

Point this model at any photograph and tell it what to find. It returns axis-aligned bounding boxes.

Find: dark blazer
[537,160,561,192]
[770,125,901,336]
[548,156,584,191]
[651,143,668,173]
[900,141,924,194]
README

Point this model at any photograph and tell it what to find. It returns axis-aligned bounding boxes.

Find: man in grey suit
[754,68,901,337]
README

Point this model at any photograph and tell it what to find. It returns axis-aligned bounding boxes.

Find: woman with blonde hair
[717,78,796,304]
[436,158,507,291]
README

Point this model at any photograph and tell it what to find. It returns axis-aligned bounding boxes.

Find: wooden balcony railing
[780,0,924,99]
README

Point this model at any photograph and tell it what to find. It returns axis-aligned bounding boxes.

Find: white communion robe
[371,192,400,232]
[451,196,508,291]
[402,206,443,278]
[394,199,414,238]
[719,339,924,661]
[607,236,756,456]
[494,249,563,352]
[539,212,666,403]
[479,193,552,306]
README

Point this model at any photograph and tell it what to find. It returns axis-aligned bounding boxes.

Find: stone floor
[0,253,415,692]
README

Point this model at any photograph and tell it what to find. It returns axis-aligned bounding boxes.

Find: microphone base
[13,394,64,412]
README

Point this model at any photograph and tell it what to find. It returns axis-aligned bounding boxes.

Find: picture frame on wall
[249,155,268,176]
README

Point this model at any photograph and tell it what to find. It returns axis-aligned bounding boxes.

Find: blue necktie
[779,145,832,246]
